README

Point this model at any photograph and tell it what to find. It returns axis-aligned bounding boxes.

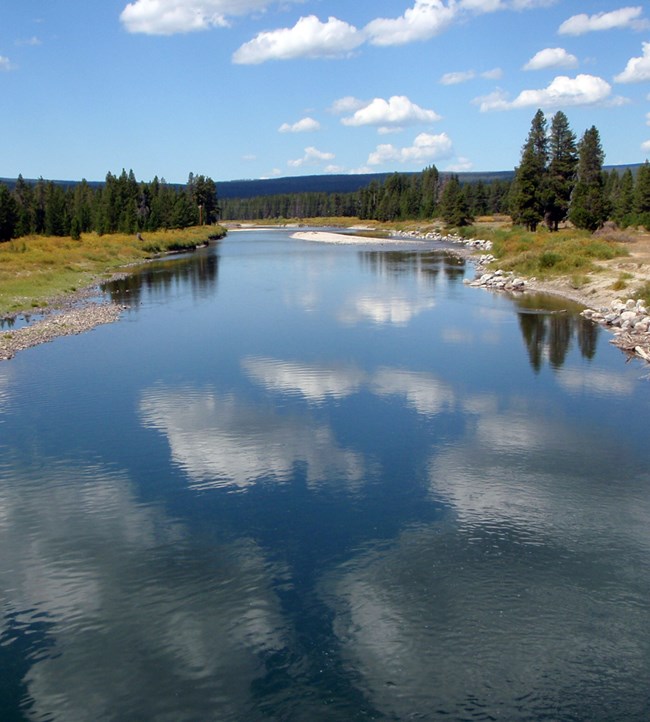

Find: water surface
[1,229,649,721]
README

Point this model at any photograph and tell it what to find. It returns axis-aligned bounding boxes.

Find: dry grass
[0,227,224,315]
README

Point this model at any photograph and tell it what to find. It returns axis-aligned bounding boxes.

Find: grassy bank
[0,226,226,316]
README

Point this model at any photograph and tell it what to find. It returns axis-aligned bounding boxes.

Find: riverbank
[3,223,649,366]
[0,227,225,361]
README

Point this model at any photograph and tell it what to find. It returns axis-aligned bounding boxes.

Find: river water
[1,229,649,721]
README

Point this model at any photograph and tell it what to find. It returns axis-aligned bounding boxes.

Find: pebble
[1,302,125,361]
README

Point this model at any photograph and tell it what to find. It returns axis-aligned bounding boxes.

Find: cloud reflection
[242,356,457,418]
[0,458,289,721]
[339,293,434,326]
[371,367,455,416]
[319,518,650,720]
[140,386,365,490]
[242,356,365,403]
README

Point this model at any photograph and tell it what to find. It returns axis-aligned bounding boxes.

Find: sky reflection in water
[1,230,649,721]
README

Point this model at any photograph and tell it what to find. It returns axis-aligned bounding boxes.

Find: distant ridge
[1,164,642,197]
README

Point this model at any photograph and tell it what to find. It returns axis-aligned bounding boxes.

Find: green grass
[0,226,225,316]
[463,224,627,278]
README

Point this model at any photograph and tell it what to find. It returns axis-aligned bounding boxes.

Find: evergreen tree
[420,165,439,218]
[545,111,577,231]
[510,109,549,231]
[634,161,650,229]
[0,183,18,241]
[614,169,635,228]
[569,126,607,231]
[439,175,473,226]
[12,175,34,237]
[44,182,69,236]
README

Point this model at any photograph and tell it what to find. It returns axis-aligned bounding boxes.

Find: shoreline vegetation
[0,225,226,360]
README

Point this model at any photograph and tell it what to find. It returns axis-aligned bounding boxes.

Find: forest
[1,110,650,243]
[0,170,219,242]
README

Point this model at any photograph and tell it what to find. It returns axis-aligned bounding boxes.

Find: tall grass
[464,225,626,278]
[0,227,225,315]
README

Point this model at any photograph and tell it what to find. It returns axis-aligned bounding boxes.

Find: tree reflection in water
[516,295,599,372]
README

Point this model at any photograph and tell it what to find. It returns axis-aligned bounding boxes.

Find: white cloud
[440,70,476,85]
[365,0,457,46]
[440,68,502,84]
[329,96,368,115]
[614,41,650,83]
[288,146,335,168]
[481,67,503,80]
[120,0,282,34]
[232,15,363,64]
[367,132,453,166]
[0,56,15,71]
[342,96,441,129]
[643,140,650,153]
[476,74,615,111]
[459,0,557,12]
[523,47,578,71]
[278,117,321,133]
[558,6,646,35]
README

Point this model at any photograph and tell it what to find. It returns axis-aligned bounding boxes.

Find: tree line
[510,109,650,233]
[219,166,512,224]
[0,170,219,242]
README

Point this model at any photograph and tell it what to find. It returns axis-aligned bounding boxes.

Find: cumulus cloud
[643,140,650,153]
[476,74,615,111]
[440,70,476,85]
[0,56,14,71]
[341,96,441,129]
[364,0,457,46]
[329,96,368,115]
[440,68,503,84]
[120,0,283,34]
[558,6,647,35]
[523,47,578,71]
[614,41,650,83]
[278,117,321,133]
[481,67,503,80]
[367,132,453,166]
[288,146,335,168]
[233,15,363,64]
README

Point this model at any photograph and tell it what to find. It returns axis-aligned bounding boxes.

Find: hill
[0,164,642,198]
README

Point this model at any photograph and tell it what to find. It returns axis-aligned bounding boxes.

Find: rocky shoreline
[0,277,129,361]
[392,228,650,366]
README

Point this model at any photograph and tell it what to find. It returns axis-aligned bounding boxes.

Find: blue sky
[1,1,650,184]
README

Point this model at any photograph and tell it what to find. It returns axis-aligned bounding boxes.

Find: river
[1,228,649,721]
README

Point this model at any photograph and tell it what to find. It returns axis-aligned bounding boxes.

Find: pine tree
[569,126,607,232]
[439,175,473,227]
[614,169,635,228]
[545,111,577,231]
[0,183,18,242]
[634,161,650,229]
[510,109,549,231]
